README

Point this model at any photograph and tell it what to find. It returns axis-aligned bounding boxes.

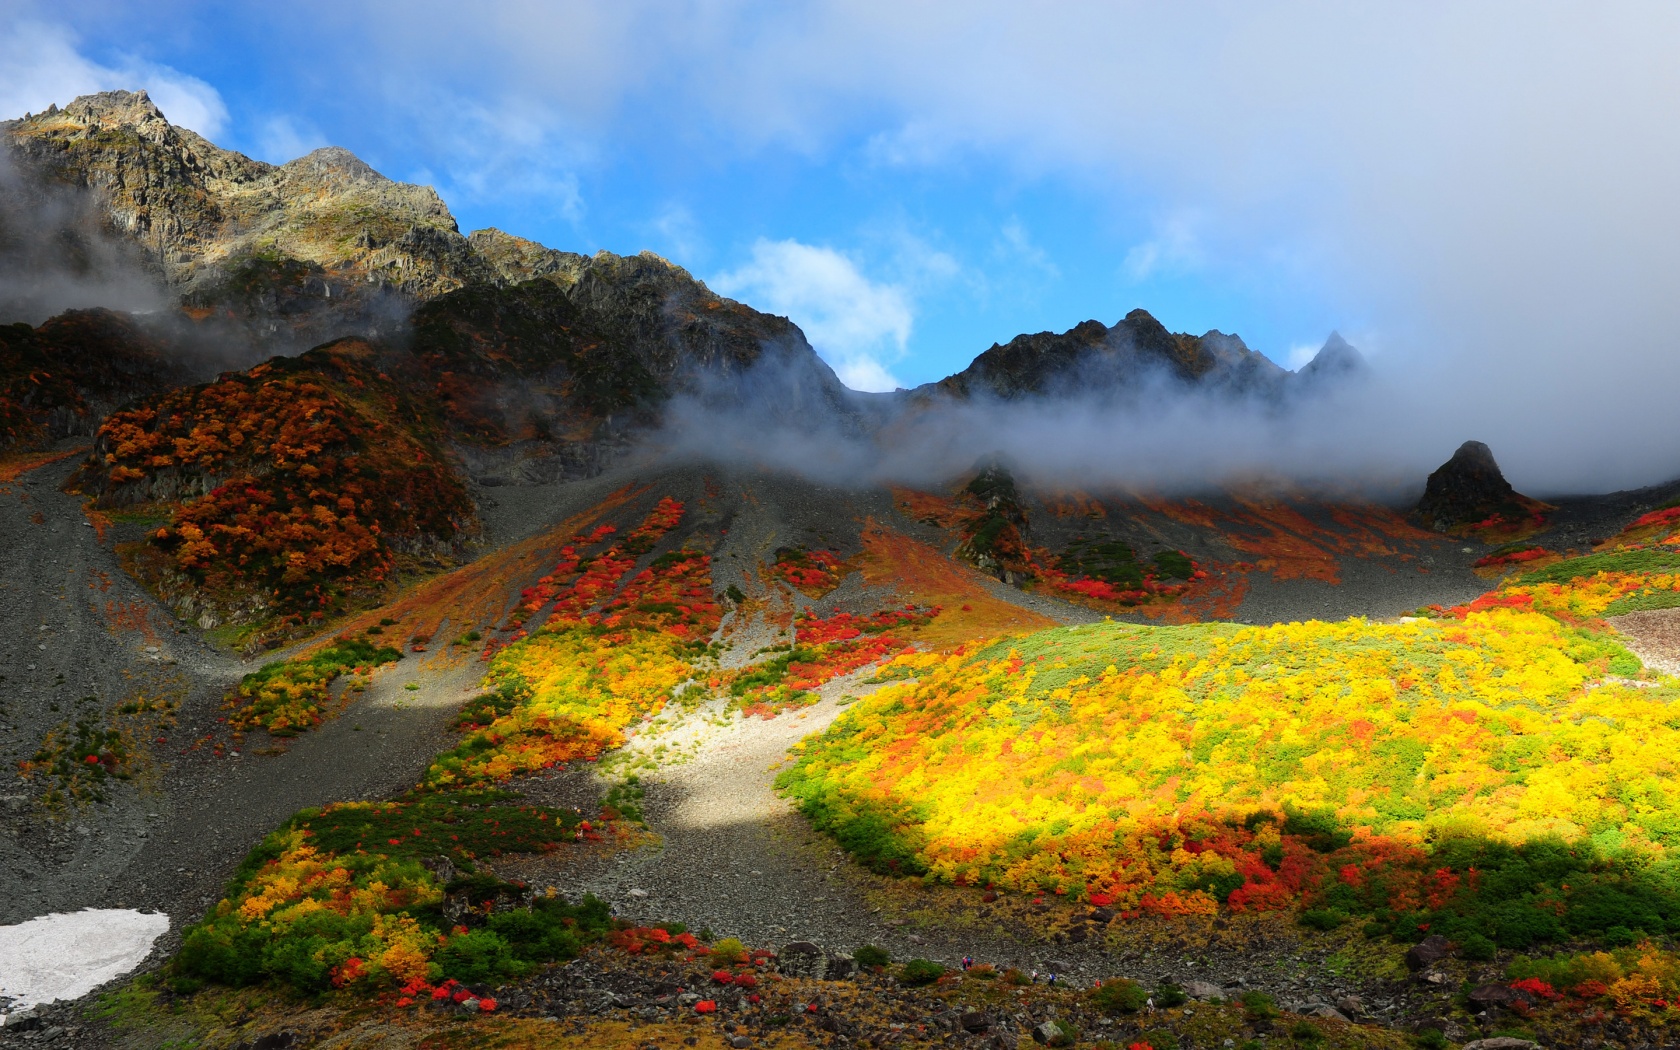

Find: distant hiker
[1030,970,1039,984]
[962,956,973,971]
[1047,972,1058,986]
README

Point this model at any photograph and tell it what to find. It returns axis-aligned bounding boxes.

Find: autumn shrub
[728,607,936,717]
[708,938,748,967]
[174,792,607,994]
[428,498,726,786]
[779,608,1680,953]
[229,637,402,735]
[90,347,475,626]
[773,546,847,596]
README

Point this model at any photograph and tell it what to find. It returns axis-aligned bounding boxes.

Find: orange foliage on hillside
[857,520,1055,648]
[331,484,646,668]
[1142,495,1433,585]
[891,487,969,530]
[88,346,474,624]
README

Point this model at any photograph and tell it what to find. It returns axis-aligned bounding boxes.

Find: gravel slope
[0,452,480,939]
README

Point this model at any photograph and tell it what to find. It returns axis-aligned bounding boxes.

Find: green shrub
[899,959,946,986]
[437,928,521,983]
[1240,991,1279,1019]
[709,937,748,966]
[1290,1019,1323,1042]
[1602,925,1638,946]
[853,944,891,969]
[1459,932,1497,960]
[1414,1029,1448,1050]
[1154,980,1188,1007]
[488,907,583,963]
[1091,977,1149,1014]
[177,919,268,986]
[1299,908,1346,931]
[1282,804,1353,853]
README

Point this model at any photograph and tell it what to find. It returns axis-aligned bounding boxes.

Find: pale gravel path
[1609,607,1680,676]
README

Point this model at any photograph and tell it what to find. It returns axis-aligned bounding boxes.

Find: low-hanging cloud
[645,331,1498,502]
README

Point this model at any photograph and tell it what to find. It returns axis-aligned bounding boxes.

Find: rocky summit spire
[1416,440,1539,532]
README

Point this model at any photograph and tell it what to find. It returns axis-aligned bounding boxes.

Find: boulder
[960,1011,991,1033]
[1467,983,1535,1011]
[776,942,856,980]
[1404,934,1452,970]
[1182,980,1224,1000]
[1031,1020,1074,1047]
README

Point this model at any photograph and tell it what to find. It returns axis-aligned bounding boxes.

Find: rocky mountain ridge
[5,89,1361,411]
[920,308,1361,403]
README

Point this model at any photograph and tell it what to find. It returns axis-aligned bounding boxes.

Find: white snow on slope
[0,909,169,1022]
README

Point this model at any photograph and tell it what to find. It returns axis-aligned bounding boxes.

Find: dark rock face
[926,309,1289,401]
[1416,441,1537,531]
[917,310,1364,405]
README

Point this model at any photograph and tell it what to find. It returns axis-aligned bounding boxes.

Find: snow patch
[0,909,170,1021]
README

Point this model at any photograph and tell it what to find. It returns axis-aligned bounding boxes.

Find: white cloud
[712,238,913,392]
[0,20,226,137]
[644,203,705,267]
[999,219,1059,280]
[1285,343,1321,370]
[253,115,328,163]
[1122,214,1202,283]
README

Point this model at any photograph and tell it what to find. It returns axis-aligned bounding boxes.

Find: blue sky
[0,3,1368,390]
[6,0,1680,490]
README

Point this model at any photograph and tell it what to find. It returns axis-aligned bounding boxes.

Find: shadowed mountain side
[914,308,1365,404]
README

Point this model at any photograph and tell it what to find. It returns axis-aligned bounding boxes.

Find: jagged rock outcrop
[470,228,854,420]
[1416,440,1546,532]
[927,309,1286,400]
[3,90,494,345]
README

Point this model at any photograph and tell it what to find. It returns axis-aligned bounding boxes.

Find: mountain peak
[1297,331,1367,383]
[280,146,388,186]
[55,89,169,129]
